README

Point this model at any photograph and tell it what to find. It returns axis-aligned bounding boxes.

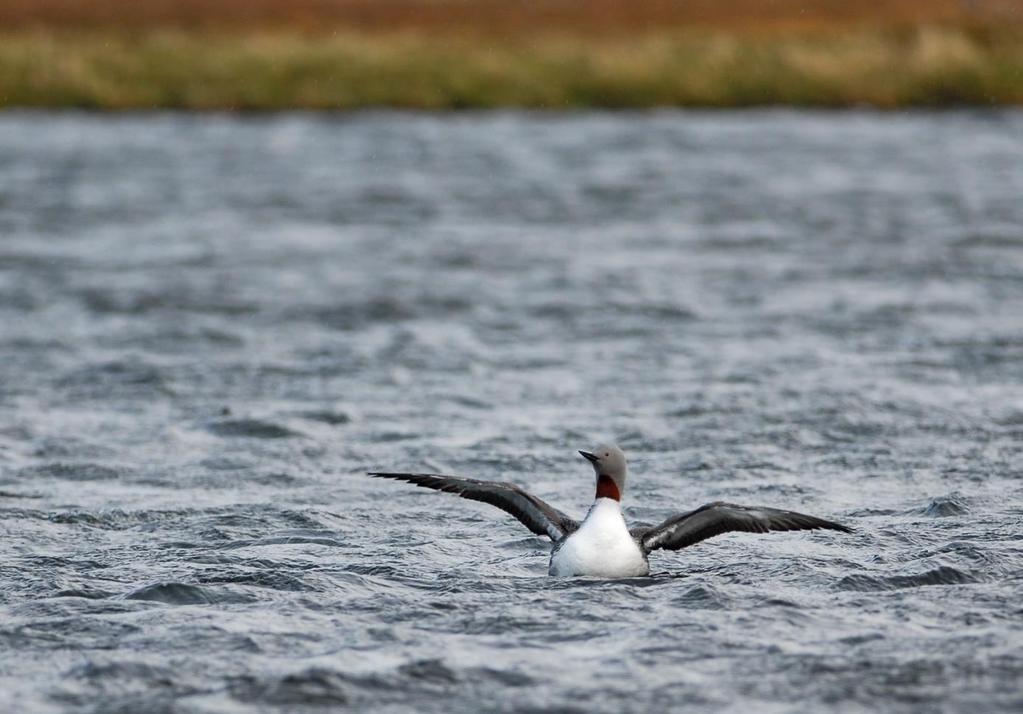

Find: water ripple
[0,110,1021,713]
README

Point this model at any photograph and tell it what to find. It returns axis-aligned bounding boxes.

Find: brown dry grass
[1,0,1022,108]
[2,0,1021,34]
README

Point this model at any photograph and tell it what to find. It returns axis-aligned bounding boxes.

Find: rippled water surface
[1,111,1022,712]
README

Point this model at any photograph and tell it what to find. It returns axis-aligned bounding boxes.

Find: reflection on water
[1,111,1022,712]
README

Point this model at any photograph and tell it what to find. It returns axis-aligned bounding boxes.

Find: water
[1,110,1022,712]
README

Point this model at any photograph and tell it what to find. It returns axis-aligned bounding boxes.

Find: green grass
[2,26,1022,109]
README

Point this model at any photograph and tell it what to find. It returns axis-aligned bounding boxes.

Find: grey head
[578,444,627,501]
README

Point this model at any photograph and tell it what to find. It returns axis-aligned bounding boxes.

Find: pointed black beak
[579,450,598,463]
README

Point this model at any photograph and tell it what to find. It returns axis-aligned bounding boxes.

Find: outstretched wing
[636,501,851,553]
[368,472,579,541]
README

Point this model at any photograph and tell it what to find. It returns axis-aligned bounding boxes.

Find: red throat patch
[595,474,621,501]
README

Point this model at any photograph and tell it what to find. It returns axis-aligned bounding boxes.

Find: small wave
[56,359,171,396]
[217,525,347,549]
[198,456,252,471]
[64,661,177,690]
[919,496,969,517]
[245,471,303,486]
[951,232,1023,249]
[467,667,534,687]
[101,326,245,351]
[122,582,255,605]
[206,419,300,439]
[845,507,899,517]
[30,437,116,460]
[990,409,1023,427]
[53,587,117,600]
[838,566,978,592]
[46,511,117,528]
[19,462,122,482]
[672,584,730,609]
[230,668,351,706]
[341,564,403,577]
[759,597,802,608]
[77,286,257,317]
[609,301,697,322]
[304,296,470,331]
[442,394,493,409]
[838,632,886,646]
[296,410,351,425]
[246,534,346,548]
[198,571,316,592]
[373,431,420,443]
[0,489,43,499]
[399,659,458,684]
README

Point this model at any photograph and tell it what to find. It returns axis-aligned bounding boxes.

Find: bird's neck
[595,474,621,501]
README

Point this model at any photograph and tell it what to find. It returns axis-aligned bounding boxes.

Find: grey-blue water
[1,111,1022,713]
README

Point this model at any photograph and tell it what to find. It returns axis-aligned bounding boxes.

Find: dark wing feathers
[637,501,851,553]
[368,472,578,541]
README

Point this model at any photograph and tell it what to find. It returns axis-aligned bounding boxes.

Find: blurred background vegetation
[1,0,1022,109]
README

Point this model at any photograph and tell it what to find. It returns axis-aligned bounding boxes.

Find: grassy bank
[3,25,1023,109]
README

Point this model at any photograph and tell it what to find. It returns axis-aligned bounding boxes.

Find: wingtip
[367,471,423,482]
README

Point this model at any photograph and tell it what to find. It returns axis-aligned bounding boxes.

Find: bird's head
[579,444,627,501]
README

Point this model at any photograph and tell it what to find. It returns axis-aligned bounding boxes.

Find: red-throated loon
[370,444,852,577]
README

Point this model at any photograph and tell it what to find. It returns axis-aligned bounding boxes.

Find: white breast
[549,499,649,577]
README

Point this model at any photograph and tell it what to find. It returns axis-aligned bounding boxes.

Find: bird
[369,444,852,578]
